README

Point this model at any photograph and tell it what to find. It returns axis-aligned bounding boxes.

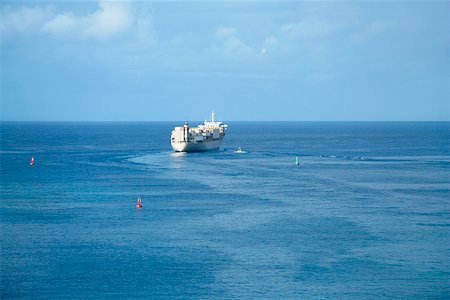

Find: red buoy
[136,197,142,209]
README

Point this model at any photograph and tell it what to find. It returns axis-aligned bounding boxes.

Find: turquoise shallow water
[1,122,449,299]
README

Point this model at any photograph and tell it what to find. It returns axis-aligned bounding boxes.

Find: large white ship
[171,112,228,152]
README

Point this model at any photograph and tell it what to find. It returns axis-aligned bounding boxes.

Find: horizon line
[1,120,449,123]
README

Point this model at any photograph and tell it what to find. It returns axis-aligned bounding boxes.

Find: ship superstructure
[171,112,228,152]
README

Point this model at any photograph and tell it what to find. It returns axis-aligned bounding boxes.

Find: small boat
[295,157,299,165]
[136,197,142,209]
[30,156,35,166]
[234,147,246,153]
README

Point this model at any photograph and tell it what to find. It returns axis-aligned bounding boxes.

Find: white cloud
[281,24,295,32]
[134,3,156,47]
[260,36,278,55]
[0,5,53,38]
[42,12,78,35]
[208,26,254,57]
[42,1,133,40]
[281,20,338,39]
[215,26,236,38]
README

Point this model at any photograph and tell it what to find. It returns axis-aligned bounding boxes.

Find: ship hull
[171,139,222,152]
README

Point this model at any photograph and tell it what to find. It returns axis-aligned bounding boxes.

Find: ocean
[1,122,449,299]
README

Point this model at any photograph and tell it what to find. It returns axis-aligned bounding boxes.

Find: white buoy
[295,157,299,165]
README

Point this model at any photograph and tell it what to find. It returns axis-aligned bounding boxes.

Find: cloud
[134,3,156,47]
[42,1,133,39]
[42,12,77,35]
[208,26,254,57]
[214,26,236,38]
[0,5,53,38]
[281,19,338,39]
[260,36,278,55]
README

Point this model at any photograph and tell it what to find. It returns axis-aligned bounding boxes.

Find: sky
[0,1,449,121]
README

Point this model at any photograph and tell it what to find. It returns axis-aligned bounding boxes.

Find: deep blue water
[1,122,449,299]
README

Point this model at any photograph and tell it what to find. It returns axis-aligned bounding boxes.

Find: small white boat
[234,147,246,154]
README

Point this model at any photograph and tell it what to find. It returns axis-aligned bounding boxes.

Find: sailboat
[136,197,142,209]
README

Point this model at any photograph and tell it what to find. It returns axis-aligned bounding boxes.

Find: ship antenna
[211,111,215,123]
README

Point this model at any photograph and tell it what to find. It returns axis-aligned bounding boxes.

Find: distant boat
[136,197,142,209]
[234,147,247,154]
[30,156,35,166]
[295,157,299,165]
